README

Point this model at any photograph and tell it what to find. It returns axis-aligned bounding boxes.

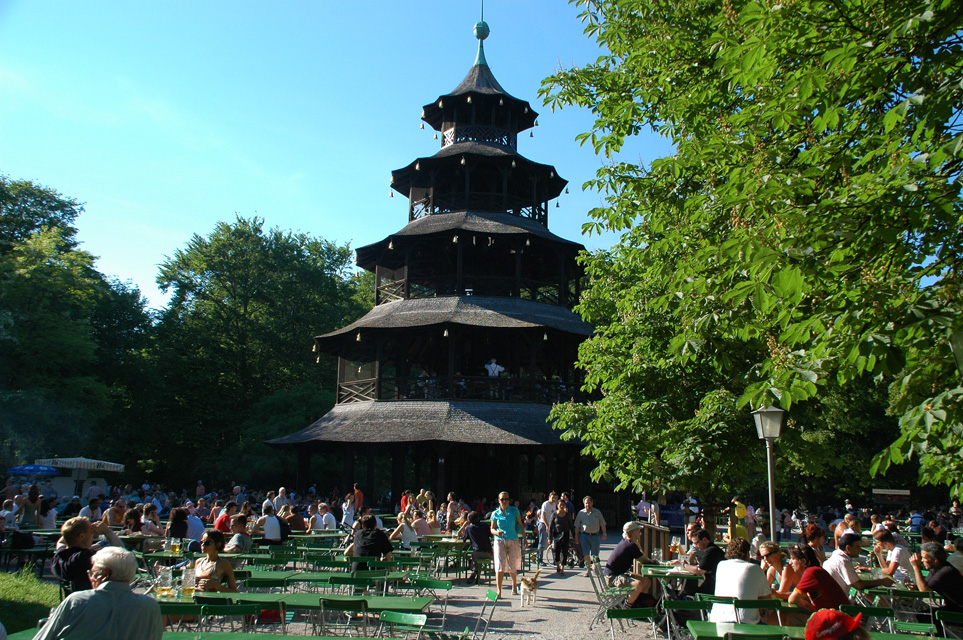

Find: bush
[0,568,59,633]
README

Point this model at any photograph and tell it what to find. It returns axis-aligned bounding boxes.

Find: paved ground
[438,537,635,640]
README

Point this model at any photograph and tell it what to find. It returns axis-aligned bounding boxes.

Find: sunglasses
[761,552,778,559]
[201,539,214,547]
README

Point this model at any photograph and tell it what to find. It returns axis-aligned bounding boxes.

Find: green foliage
[543,0,963,495]
[0,175,82,253]
[0,568,60,633]
[152,216,367,485]
[0,225,112,464]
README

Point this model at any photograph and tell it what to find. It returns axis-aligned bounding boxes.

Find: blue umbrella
[7,464,59,476]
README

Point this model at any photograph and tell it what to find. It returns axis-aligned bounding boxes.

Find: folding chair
[841,604,896,633]
[378,610,428,639]
[606,607,657,640]
[241,577,289,593]
[472,589,499,640]
[330,575,379,596]
[734,598,783,625]
[936,610,963,639]
[158,602,202,632]
[587,567,631,630]
[318,595,368,637]
[664,599,711,640]
[409,577,453,631]
[199,603,260,633]
[236,597,288,635]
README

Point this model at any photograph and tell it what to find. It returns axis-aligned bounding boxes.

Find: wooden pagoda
[269,18,593,504]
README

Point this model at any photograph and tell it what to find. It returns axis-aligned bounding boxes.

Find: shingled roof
[316,296,593,346]
[355,211,582,270]
[266,400,568,447]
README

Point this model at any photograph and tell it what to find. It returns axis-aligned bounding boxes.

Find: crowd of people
[4,473,962,638]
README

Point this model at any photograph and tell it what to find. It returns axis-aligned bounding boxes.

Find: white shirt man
[78,499,102,522]
[708,538,772,624]
[825,533,893,595]
[540,493,558,532]
[319,504,338,530]
[273,487,290,512]
[484,358,504,376]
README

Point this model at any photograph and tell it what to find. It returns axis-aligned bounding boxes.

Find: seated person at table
[603,521,656,608]
[390,511,420,549]
[194,530,237,593]
[101,499,127,527]
[345,513,393,572]
[224,514,252,553]
[872,529,913,583]
[213,501,237,533]
[909,542,963,620]
[805,609,871,640]
[459,511,494,585]
[53,517,122,593]
[823,532,893,595]
[788,543,850,613]
[352,506,383,530]
[683,522,705,563]
[140,503,165,536]
[35,546,163,640]
[252,503,284,544]
[708,537,772,623]
[279,503,306,532]
[680,529,725,597]
[316,502,339,530]
[412,509,432,536]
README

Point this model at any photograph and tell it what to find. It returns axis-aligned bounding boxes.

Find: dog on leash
[519,569,541,606]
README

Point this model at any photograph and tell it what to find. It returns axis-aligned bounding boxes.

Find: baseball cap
[806,610,862,640]
[623,521,642,534]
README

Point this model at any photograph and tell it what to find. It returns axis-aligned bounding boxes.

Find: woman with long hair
[194,530,237,593]
[341,493,356,528]
[141,503,165,536]
[166,507,189,539]
[38,497,57,529]
[787,543,848,615]
[801,523,828,564]
[18,484,42,527]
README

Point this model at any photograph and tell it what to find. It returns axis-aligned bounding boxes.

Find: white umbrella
[34,457,125,472]
[34,457,125,496]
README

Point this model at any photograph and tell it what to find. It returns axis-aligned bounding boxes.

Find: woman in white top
[39,498,57,529]
[389,512,420,549]
[341,494,356,528]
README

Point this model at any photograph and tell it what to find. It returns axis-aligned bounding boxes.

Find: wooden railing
[337,375,580,405]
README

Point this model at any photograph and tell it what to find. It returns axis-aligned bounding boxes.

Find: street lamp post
[752,405,785,542]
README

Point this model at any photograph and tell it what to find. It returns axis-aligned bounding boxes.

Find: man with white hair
[34,546,162,639]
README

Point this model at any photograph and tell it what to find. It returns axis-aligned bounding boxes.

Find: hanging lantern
[460,156,466,165]
[420,123,425,130]
[356,331,362,342]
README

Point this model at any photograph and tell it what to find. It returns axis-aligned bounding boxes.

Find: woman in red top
[213,501,237,533]
[788,543,849,613]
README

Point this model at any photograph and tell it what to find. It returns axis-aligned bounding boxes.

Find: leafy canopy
[542,0,963,495]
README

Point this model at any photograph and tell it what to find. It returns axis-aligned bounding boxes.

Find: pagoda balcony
[410,194,547,225]
[337,374,581,405]
[376,275,569,306]
[442,125,517,149]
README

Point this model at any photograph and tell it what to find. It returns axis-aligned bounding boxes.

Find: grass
[0,568,60,633]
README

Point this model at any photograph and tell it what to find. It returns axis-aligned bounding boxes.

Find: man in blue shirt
[490,491,525,597]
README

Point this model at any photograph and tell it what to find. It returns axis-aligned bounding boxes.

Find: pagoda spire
[473,2,490,67]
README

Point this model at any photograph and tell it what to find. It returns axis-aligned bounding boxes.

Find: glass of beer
[171,540,181,554]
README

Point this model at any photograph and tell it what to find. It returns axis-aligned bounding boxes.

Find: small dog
[519,569,541,606]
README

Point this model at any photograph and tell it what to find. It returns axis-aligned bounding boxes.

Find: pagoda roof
[357,211,582,269]
[390,141,566,199]
[265,400,569,447]
[316,296,592,350]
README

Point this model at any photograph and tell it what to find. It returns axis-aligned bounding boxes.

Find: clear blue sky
[0,1,673,310]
